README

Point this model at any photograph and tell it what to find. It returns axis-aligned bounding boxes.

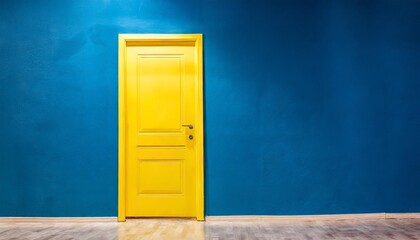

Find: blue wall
[0,0,419,216]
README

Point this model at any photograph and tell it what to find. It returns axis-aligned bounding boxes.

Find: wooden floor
[0,218,419,240]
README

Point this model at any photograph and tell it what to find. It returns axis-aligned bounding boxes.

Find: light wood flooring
[0,218,419,240]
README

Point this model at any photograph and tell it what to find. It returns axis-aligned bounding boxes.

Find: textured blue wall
[0,0,419,216]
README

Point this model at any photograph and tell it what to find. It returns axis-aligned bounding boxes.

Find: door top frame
[119,33,202,41]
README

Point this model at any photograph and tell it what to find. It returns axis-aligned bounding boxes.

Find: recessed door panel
[138,159,184,194]
[137,55,184,132]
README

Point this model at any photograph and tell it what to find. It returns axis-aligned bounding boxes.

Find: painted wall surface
[0,0,419,216]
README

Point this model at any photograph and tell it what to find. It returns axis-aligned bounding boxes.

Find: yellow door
[118,34,204,220]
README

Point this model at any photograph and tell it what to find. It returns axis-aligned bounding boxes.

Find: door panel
[138,159,184,194]
[137,55,183,132]
[125,45,196,217]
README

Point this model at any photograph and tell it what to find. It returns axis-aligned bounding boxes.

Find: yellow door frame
[118,34,204,222]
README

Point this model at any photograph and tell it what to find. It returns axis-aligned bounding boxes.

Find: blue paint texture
[0,0,419,216]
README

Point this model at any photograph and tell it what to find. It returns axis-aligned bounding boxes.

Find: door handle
[182,124,194,129]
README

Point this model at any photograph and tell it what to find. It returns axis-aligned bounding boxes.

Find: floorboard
[0,218,419,239]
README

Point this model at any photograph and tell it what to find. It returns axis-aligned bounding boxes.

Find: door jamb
[118,34,204,222]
